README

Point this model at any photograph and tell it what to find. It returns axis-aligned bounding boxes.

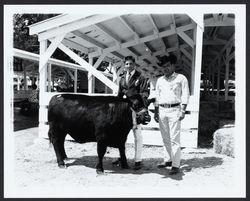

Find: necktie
[127,72,131,84]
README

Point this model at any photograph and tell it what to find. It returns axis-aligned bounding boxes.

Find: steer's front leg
[96,141,107,174]
[119,145,130,169]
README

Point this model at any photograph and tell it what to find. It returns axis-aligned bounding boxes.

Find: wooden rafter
[39,34,66,70]
[34,15,118,41]
[57,43,118,92]
[209,33,235,67]
[13,48,113,78]
[89,23,195,58]
[148,14,168,52]
[171,15,181,60]
[118,15,160,66]
[204,15,234,27]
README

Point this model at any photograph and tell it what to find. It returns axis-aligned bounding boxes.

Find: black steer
[48,94,152,174]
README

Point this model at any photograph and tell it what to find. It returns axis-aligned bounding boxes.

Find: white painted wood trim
[39,34,65,70]
[39,40,48,138]
[89,23,195,58]
[216,60,221,101]
[193,23,203,106]
[74,69,77,93]
[29,14,85,35]
[13,48,113,78]
[177,31,195,48]
[47,63,52,92]
[225,47,230,101]
[37,15,118,41]
[88,57,94,94]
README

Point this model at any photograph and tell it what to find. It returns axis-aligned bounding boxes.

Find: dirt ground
[11,126,237,198]
[9,107,241,198]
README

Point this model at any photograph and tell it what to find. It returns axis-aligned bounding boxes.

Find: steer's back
[48,94,133,146]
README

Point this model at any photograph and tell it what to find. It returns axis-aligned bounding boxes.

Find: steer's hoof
[96,169,104,175]
[58,163,67,169]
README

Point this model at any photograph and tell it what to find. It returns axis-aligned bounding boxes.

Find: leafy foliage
[13,14,59,54]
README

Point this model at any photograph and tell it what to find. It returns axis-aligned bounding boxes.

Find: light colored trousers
[132,124,142,162]
[159,106,181,167]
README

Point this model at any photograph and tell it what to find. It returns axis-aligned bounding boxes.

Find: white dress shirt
[155,72,190,106]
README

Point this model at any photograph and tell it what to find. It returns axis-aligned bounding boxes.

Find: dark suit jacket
[118,70,150,100]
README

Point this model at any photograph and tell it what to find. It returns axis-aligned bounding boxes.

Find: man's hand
[154,106,159,123]
[179,110,185,121]
[154,112,159,123]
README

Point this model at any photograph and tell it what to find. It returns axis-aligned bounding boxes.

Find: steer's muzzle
[136,110,151,125]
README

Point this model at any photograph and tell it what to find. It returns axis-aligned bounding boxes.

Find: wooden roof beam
[171,15,182,61]
[209,33,235,66]
[148,14,168,53]
[177,31,195,48]
[94,24,121,44]
[72,30,123,62]
[203,39,227,45]
[89,23,194,58]
[118,15,160,64]
[13,48,113,77]
[57,43,118,92]
[62,38,89,54]
[72,30,106,49]
[180,47,192,61]
[34,15,118,41]
[29,14,85,35]
[204,16,235,27]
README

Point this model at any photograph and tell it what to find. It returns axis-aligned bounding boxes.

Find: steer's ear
[146,98,156,107]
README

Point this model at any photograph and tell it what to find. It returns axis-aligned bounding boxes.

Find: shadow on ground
[65,155,223,180]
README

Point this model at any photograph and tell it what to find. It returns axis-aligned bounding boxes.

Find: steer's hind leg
[50,128,67,168]
[96,141,107,174]
[60,133,67,160]
[119,145,130,169]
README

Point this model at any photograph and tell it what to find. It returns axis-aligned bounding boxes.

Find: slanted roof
[29,13,235,79]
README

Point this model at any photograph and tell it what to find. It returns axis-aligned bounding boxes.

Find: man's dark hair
[157,54,177,66]
[124,55,135,63]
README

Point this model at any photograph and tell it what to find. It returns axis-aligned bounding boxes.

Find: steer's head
[127,94,152,125]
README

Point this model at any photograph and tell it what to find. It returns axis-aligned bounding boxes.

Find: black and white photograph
[3,4,246,198]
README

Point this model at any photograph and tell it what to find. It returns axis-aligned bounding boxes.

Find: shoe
[169,167,180,175]
[133,162,142,170]
[112,158,121,166]
[157,161,172,168]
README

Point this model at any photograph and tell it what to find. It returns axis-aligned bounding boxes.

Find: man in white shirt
[154,54,190,175]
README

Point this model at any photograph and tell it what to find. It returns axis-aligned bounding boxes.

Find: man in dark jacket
[114,56,150,170]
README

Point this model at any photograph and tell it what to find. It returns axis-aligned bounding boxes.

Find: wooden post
[52,74,55,91]
[212,62,215,96]
[190,26,196,95]
[17,76,20,91]
[74,69,77,93]
[47,63,52,92]
[23,64,27,90]
[32,65,35,85]
[216,59,221,101]
[38,39,48,138]
[225,48,230,101]
[203,67,208,96]
[88,57,94,94]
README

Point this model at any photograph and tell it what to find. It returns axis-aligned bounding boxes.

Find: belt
[159,103,180,108]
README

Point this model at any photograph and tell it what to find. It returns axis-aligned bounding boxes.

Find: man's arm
[154,78,160,123]
[179,75,190,120]
[139,77,150,99]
